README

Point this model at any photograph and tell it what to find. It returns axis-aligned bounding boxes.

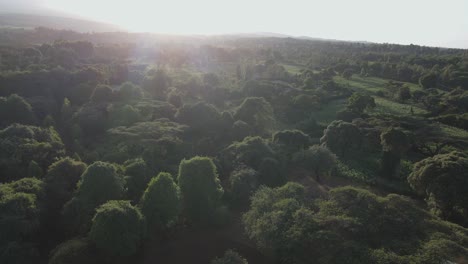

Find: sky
[2,0,468,48]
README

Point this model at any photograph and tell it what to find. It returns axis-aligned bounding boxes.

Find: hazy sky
[4,0,468,48]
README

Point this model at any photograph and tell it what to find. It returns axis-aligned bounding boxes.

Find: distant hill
[0,13,123,32]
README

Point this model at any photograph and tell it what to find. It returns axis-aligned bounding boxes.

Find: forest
[0,27,468,264]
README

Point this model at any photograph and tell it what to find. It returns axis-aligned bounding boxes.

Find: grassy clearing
[282,64,304,75]
[334,76,429,116]
[373,97,428,116]
[439,123,468,139]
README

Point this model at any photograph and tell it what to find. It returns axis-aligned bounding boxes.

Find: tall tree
[177,157,223,223]
[140,172,181,232]
[90,200,145,256]
[380,128,410,178]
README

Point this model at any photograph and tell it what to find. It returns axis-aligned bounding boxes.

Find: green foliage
[342,68,353,79]
[117,82,143,101]
[380,128,410,178]
[44,157,87,218]
[221,136,275,171]
[75,161,125,206]
[258,157,286,187]
[124,158,150,202]
[408,151,468,223]
[0,94,35,127]
[90,200,145,256]
[107,119,186,171]
[211,249,248,264]
[292,145,337,181]
[61,161,124,235]
[167,90,183,108]
[108,104,142,127]
[177,156,224,223]
[27,160,43,178]
[176,102,222,135]
[419,73,438,89]
[244,183,468,264]
[380,128,410,154]
[227,166,258,206]
[49,238,99,264]
[347,92,376,114]
[142,68,170,99]
[234,97,275,135]
[243,182,310,260]
[397,86,411,101]
[140,172,181,232]
[273,130,311,155]
[73,103,110,136]
[90,85,113,102]
[0,190,41,241]
[0,124,65,182]
[231,120,252,141]
[0,178,43,263]
[6,177,44,198]
[286,94,321,122]
[320,120,361,158]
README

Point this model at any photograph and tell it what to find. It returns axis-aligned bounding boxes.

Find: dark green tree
[408,151,468,223]
[124,159,150,202]
[419,73,438,89]
[140,172,181,232]
[380,128,410,178]
[347,93,376,114]
[61,162,124,234]
[234,97,275,135]
[90,85,113,103]
[175,102,222,135]
[75,161,125,206]
[177,157,224,223]
[210,249,248,264]
[258,157,286,187]
[292,145,337,181]
[44,157,87,220]
[320,120,361,158]
[49,238,99,264]
[0,124,65,182]
[0,94,35,127]
[273,130,311,156]
[89,200,145,256]
[227,166,258,206]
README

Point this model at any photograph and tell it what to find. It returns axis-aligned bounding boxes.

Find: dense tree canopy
[1,27,468,264]
[0,124,65,182]
[243,183,468,264]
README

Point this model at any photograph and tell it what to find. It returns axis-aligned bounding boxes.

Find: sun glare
[45,0,253,34]
[44,0,468,47]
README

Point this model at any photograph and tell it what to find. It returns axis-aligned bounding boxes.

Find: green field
[334,75,429,116]
[282,64,304,75]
